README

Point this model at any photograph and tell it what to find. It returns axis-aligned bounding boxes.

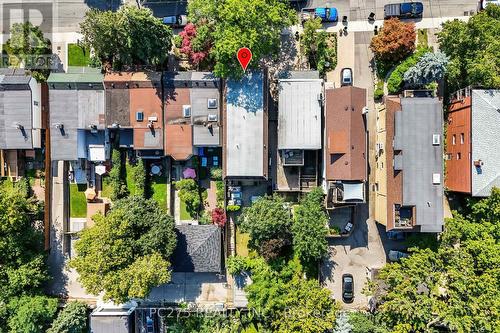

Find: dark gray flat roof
[395,97,444,232]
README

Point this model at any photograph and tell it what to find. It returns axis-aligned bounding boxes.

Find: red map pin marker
[237,47,252,71]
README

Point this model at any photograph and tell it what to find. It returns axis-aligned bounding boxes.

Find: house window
[445,153,452,160]
[136,111,144,122]
[207,98,218,109]
[452,134,456,145]
[457,152,461,160]
[460,133,464,144]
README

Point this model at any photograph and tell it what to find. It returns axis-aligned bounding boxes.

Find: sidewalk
[324,16,470,33]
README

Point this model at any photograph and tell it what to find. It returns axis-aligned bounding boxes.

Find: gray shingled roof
[172,225,222,273]
[471,90,500,197]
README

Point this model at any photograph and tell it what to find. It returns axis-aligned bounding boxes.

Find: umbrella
[85,187,97,201]
[183,167,196,179]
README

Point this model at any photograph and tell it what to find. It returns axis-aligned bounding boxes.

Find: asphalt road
[300,0,478,21]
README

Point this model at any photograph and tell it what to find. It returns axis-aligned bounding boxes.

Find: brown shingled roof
[325,86,367,181]
[165,124,193,161]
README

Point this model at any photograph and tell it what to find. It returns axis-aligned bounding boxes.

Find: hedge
[387,47,431,94]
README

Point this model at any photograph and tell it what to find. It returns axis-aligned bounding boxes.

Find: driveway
[321,203,408,309]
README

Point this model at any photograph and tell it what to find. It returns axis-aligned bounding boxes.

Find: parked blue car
[314,7,339,22]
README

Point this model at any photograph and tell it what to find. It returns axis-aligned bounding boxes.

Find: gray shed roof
[0,71,36,149]
[172,225,222,273]
[471,89,500,197]
[278,74,322,149]
[395,97,444,232]
[90,307,135,333]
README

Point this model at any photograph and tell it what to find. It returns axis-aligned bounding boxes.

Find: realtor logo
[2,2,53,47]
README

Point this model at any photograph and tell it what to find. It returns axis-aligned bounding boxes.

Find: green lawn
[180,199,192,220]
[70,184,87,218]
[151,176,168,210]
[236,229,250,257]
[68,43,91,66]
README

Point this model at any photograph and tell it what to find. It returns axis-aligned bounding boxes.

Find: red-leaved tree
[211,208,226,227]
[370,18,416,63]
[178,23,211,66]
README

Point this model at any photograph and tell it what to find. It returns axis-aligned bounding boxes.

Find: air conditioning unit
[432,134,440,145]
[207,114,218,122]
[148,116,158,122]
[207,98,218,109]
[183,105,191,118]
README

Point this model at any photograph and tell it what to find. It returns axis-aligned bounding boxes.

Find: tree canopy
[69,196,177,302]
[80,6,172,69]
[244,257,339,332]
[186,0,296,78]
[370,18,416,63]
[300,18,337,76]
[6,295,58,333]
[47,301,88,333]
[239,195,292,257]
[403,52,449,88]
[438,5,500,91]
[292,188,329,266]
[0,180,48,303]
[375,187,500,332]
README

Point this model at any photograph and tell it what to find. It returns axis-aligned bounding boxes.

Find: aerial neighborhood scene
[1,0,500,331]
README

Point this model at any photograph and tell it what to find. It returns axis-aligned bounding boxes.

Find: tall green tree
[3,22,52,81]
[186,0,296,78]
[80,6,172,69]
[239,195,292,256]
[0,181,48,303]
[245,257,339,332]
[376,187,500,332]
[7,295,58,333]
[47,301,88,333]
[438,6,500,91]
[300,18,337,76]
[292,188,329,266]
[69,196,177,303]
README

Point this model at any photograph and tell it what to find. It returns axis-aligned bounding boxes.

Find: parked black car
[342,273,354,303]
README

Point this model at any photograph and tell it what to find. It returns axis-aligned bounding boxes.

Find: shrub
[215,180,225,207]
[226,205,240,212]
[211,208,226,227]
[374,80,384,100]
[301,17,337,77]
[109,149,128,201]
[175,179,201,216]
[370,18,416,63]
[226,255,249,276]
[210,167,222,180]
[403,51,449,88]
[47,301,88,333]
[131,158,146,197]
[387,47,430,94]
